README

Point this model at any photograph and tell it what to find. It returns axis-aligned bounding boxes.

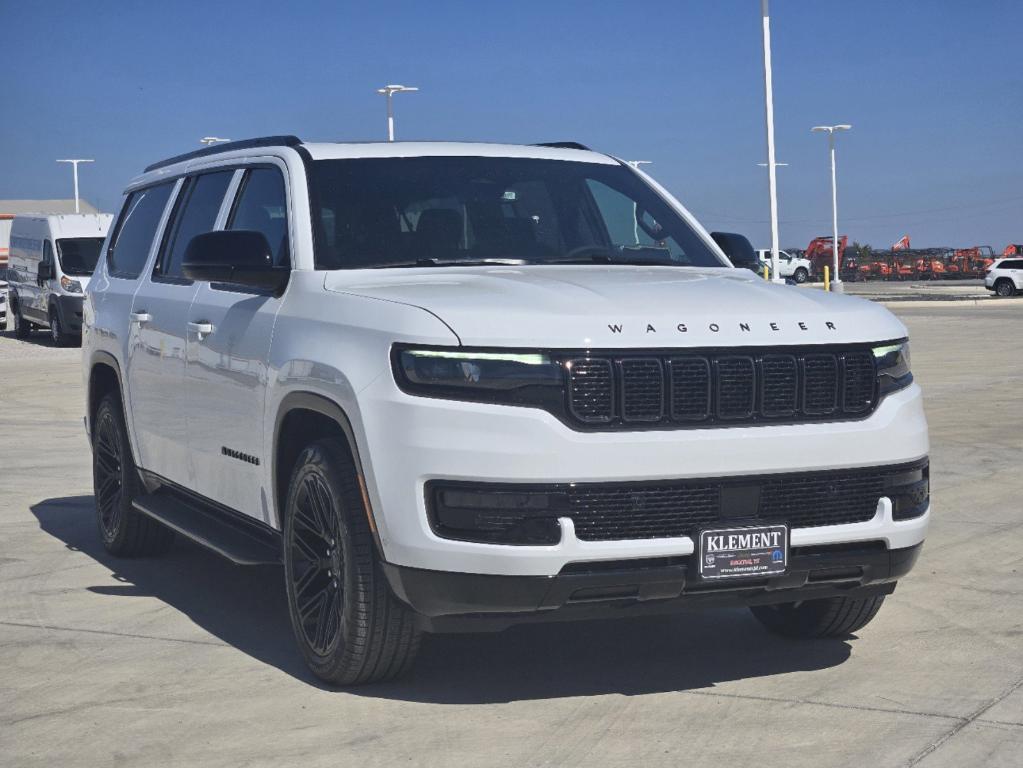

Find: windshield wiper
[370,258,529,269]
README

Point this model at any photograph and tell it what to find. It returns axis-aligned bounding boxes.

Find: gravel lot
[1,304,1021,767]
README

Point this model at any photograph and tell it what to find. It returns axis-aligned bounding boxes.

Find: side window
[227,167,290,267]
[108,183,174,279]
[156,170,234,280]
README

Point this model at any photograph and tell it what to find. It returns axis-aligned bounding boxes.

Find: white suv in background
[755,249,812,283]
[83,137,930,685]
[985,257,1023,297]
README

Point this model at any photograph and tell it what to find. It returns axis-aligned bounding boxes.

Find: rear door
[127,170,234,485]
[185,164,291,520]
[100,182,176,457]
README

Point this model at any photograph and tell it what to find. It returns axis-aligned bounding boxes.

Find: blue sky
[2,0,1021,249]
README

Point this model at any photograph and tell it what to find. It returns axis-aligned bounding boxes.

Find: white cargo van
[7,213,112,345]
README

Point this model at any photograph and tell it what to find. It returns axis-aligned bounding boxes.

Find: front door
[185,166,291,521]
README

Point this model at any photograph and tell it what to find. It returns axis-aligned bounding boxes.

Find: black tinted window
[57,238,104,276]
[157,171,234,280]
[308,157,723,270]
[107,183,174,278]
[228,168,289,266]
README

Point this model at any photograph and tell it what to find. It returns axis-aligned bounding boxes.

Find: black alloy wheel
[995,279,1016,297]
[91,393,174,556]
[283,438,420,684]
[288,471,344,656]
[93,405,125,540]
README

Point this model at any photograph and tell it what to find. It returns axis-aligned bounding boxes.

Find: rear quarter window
[107,183,175,279]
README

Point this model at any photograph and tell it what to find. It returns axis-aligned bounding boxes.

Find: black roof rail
[533,141,591,151]
[144,135,303,173]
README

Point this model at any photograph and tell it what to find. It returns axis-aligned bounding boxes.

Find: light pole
[56,159,94,213]
[200,136,231,146]
[811,124,852,292]
[376,84,419,141]
[759,0,784,284]
[626,161,652,244]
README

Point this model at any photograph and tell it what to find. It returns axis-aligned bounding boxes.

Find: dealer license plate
[699,524,788,580]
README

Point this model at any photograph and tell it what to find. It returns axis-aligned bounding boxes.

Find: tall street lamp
[759,0,784,284]
[811,124,852,292]
[56,159,94,214]
[376,84,419,142]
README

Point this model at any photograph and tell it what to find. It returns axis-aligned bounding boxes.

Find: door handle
[187,321,214,340]
[129,311,151,324]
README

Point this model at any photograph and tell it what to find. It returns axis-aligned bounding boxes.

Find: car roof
[130,136,617,189]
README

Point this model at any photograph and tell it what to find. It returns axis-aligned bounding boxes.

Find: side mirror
[710,232,759,272]
[37,261,54,281]
[182,230,289,295]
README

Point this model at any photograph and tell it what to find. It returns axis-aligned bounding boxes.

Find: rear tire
[793,267,809,284]
[995,279,1016,297]
[92,393,175,556]
[750,593,887,638]
[283,438,421,685]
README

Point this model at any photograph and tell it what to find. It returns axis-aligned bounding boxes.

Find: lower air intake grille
[427,459,928,544]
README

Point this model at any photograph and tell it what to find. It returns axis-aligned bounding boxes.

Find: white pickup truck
[756,248,813,283]
[82,137,929,684]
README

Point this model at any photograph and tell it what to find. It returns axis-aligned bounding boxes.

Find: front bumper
[357,375,930,576]
[54,294,84,333]
[384,540,923,632]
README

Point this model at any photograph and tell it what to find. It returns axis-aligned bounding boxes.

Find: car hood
[323,265,907,348]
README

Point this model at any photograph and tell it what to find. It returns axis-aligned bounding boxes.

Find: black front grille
[427,459,928,544]
[564,346,878,429]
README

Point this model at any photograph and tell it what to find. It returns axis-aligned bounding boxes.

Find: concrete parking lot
[1,303,1021,768]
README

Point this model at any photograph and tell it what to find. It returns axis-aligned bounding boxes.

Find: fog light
[429,485,565,545]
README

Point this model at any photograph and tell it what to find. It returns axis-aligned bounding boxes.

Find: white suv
[755,249,812,283]
[83,137,930,684]
[985,257,1023,297]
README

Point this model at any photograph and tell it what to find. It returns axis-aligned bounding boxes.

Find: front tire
[92,393,174,556]
[283,438,420,685]
[750,593,887,638]
[49,306,75,347]
[793,267,809,284]
[995,279,1016,297]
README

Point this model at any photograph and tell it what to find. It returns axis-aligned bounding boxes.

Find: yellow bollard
[763,265,770,281]
[824,265,831,292]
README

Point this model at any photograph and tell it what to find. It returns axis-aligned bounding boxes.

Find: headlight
[873,340,912,395]
[60,275,82,293]
[392,346,563,406]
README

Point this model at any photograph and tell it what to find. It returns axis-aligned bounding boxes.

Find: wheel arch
[272,392,381,549]
[87,351,124,437]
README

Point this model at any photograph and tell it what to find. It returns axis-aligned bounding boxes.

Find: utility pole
[56,159,94,214]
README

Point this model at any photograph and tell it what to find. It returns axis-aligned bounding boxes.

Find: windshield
[307,157,725,269]
[56,237,104,276]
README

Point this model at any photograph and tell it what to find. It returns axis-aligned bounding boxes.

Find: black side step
[133,489,281,566]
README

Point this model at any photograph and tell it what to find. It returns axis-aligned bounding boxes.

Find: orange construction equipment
[806,235,848,279]
[1003,244,1023,257]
